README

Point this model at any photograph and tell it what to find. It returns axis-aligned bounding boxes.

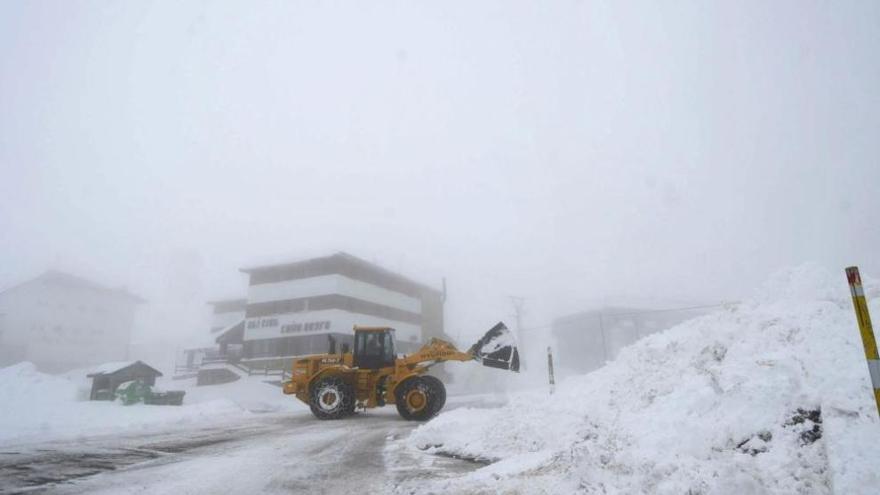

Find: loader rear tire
[395,376,445,421]
[310,376,355,420]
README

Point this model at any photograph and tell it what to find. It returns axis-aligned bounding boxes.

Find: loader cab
[352,326,396,370]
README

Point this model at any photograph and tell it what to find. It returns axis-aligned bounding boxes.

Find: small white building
[175,298,247,373]
[208,298,247,335]
[551,305,712,377]
[0,270,144,372]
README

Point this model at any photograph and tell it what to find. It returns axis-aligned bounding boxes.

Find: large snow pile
[408,265,880,494]
[178,371,306,414]
[0,363,304,445]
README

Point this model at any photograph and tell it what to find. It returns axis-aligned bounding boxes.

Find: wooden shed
[87,361,163,401]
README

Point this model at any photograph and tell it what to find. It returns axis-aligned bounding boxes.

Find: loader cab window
[354,330,396,369]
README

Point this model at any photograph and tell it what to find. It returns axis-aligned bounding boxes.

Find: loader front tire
[395,376,445,421]
[421,375,447,416]
[310,376,355,420]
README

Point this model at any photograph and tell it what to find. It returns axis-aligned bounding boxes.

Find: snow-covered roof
[555,301,722,322]
[237,248,344,271]
[0,270,145,303]
[90,361,136,375]
[215,319,245,344]
[87,360,162,377]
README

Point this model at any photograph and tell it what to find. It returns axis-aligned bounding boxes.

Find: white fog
[0,2,878,494]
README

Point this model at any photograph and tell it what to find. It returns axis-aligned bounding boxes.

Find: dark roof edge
[206,297,248,306]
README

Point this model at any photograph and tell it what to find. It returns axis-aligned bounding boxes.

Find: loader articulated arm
[403,322,520,372]
[401,338,475,368]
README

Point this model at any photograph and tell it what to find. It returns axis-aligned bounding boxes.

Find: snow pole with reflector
[845,266,880,418]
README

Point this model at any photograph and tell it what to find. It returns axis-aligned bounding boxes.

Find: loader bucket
[469,322,520,372]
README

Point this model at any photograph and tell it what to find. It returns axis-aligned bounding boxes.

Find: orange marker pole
[845,266,880,417]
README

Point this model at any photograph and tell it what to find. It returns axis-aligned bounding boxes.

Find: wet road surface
[0,396,500,494]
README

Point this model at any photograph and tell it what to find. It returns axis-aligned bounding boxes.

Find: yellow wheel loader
[282,322,520,421]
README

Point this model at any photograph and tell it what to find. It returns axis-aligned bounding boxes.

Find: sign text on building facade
[246,317,331,334]
[281,320,331,334]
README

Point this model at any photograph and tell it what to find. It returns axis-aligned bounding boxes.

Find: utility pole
[598,312,608,364]
[509,296,526,370]
[442,277,458,344]
[509,296,525,342]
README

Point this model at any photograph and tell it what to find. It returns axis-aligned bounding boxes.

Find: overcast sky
[1,1,878,345]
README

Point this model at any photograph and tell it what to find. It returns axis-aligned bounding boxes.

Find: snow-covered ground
[3,264,879,494]
[0,362,305,445]
[405,265,880,494]
[0,357,508,494]
[0,385,505,494]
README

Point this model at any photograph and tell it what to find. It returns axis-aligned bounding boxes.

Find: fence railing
[175,354,293,381]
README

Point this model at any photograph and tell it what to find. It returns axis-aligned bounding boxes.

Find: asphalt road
[0,396,500,495]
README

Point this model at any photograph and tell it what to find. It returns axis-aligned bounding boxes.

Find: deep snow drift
[0,363,305,445]
[408,265,880,494]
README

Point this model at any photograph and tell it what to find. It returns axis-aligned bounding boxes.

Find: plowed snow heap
[407,265,880,495]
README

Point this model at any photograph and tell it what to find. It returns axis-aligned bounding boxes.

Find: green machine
[115,380,186,406]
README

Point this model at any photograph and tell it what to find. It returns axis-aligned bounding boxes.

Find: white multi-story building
[236,252,446,368]
[0,270,144,372]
